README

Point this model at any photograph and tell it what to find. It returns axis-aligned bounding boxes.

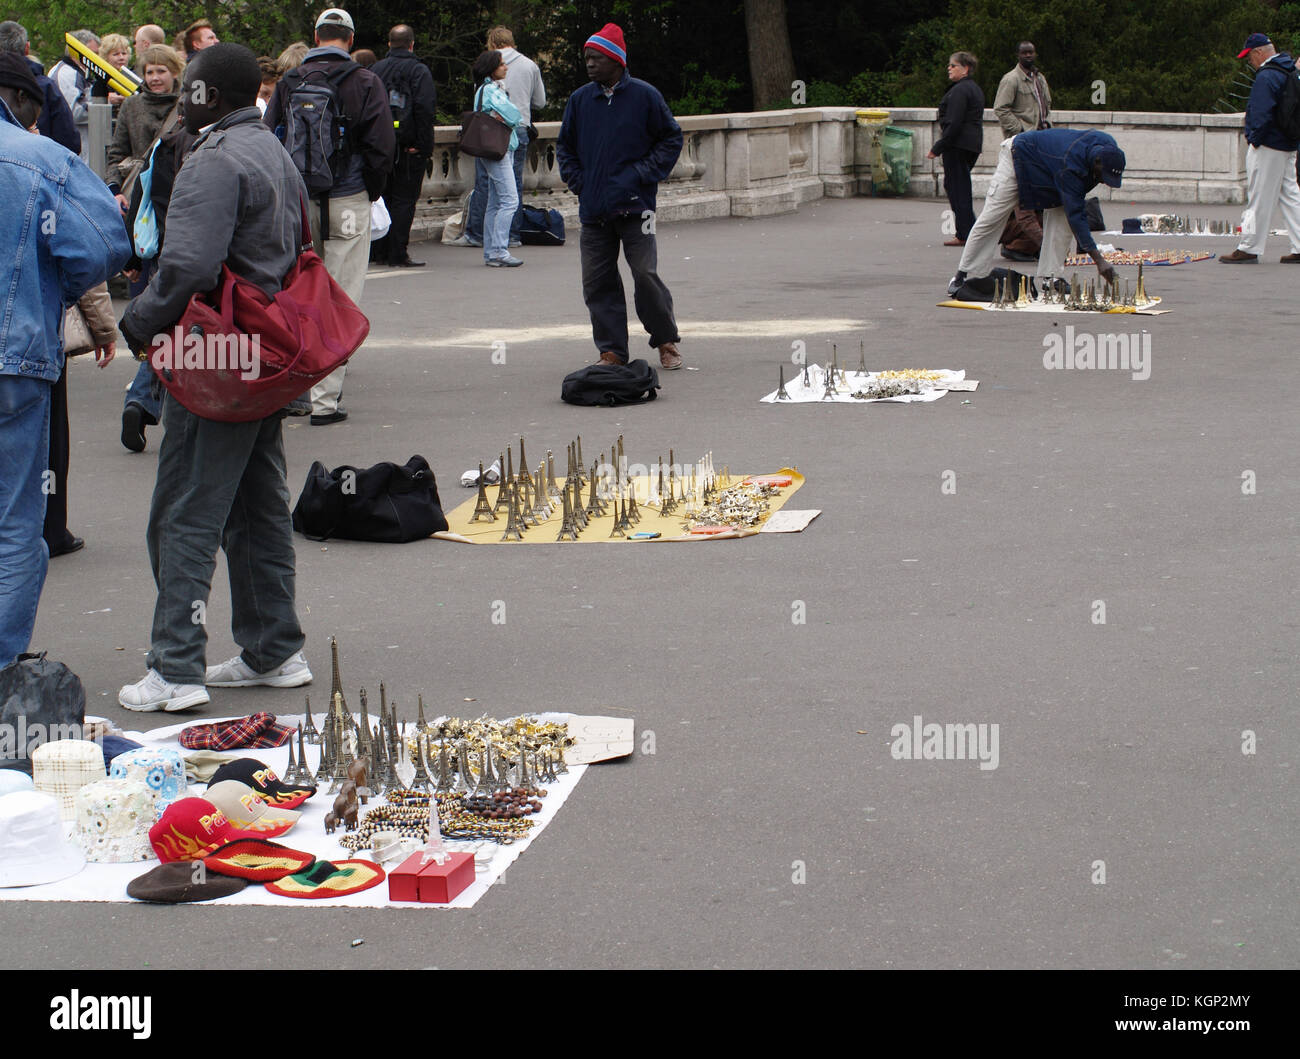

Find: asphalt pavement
[7,196,1297,969]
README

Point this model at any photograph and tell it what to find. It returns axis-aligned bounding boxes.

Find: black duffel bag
[292,455,448,542]
[561,358,660,406]
[0,653,86,775]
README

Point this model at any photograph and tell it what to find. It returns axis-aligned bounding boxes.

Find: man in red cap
[1220,33,1300,264]
[557,23,685,370]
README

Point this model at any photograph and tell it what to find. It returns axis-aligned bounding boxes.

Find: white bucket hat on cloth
[109,746,190,817]
[0,791,86,887]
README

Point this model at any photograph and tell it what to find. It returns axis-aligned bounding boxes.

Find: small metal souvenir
[546,451,562,498]
[300,693,321,745]
[776,364,791,400]
[609,498,628,537]
[556,483,579,540]
[500,481,524,541]
[492,451,511,516]
[585,460,608,518]
[517,437,532,488]
[530,461,553,520]
[470,462,496,522]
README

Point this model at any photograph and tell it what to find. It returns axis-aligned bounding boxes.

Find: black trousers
[372,152,426,264]
[942,147,979,241]
[580,216,679,362]
[42,358,71,552]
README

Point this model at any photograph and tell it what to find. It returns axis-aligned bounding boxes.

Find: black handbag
[458,86,510,160]
[291,455,448,542]
[0,653,86,775]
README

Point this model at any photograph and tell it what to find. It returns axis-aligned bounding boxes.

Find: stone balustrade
[406,106,1251,240]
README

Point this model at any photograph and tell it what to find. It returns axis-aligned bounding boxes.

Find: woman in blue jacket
[471,50,522,267]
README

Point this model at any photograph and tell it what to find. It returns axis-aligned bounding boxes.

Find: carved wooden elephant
[324,812,338,834]
[343,802,359,830]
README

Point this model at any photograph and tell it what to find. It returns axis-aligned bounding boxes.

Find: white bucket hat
[31,739,106,821]
[0,791,86,887]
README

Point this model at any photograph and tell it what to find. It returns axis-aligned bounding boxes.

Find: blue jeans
[0,376,52,666]
[466,129,527,243]
[483,148,520,262]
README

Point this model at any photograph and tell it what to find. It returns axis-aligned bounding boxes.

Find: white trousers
[957,138,1076,283]
[307,190,372,415]
[1237,144,1300,256]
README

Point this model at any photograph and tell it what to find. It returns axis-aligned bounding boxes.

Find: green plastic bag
[874,126,914,197]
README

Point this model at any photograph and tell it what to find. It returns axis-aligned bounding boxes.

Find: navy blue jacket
[1011,129,1119,256]
[27,57,80,154]
[557,70,682,224]
[1244,52,1299,152]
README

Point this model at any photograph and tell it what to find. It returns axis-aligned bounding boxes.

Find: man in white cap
[263,8,394,424]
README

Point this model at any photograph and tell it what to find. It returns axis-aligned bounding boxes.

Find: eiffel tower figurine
[545,451,562,498]
[356,688,375,767]
[284,730,302,784]
[516,475,538,528]
[858,339,867,376]
[625,475,641,523]
[414,733,436,792]
[661,450,678,515]
[472,743,495,796]
[454,740,476,795]
[517,436,533,488]
[500,479,525,541]
[530,461,553,521]
[324,691,352,793]
[570,472,588,530]
[573,439,587,487]
[469,462,496,522]
[585,460,608,518]
[297,723,317,785]
[300,694,321,745]
[434,731,454,794]
[515,744,531,789]
[556,480,580,540]
[327,636,348,716]
[492,450,512,517]
[775,364,792,400]
[415,694,431,736]
[822,361,838,399]
[608,497,628,537]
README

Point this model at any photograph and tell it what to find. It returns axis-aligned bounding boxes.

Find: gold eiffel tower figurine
[545,450,562,498]
[575,435,586,484]
[517,436,533,488]
[570,472,588,529]
[500,480,524,541]
[517,473,538,526]
[609,497,627,537]
[328,636,348,715]
[469,462,496,522]
[492,450,511,516]
[530,461,553,520]
[556,482,579,540]
[585,459,607,517]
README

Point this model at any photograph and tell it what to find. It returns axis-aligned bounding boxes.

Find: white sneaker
[205,650,313,688]
[119,670,211,713]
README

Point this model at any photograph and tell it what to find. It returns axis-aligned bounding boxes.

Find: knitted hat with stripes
[584,23,626,67]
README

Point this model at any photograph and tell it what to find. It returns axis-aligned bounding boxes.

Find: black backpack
[0,653,85,775]
[280,63,361,195]
[292,455,448,542]
[561,359,660,406]
[1274,67,1300,143]
[382,60,419,149]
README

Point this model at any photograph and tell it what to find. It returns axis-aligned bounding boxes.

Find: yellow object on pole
[64,32,140,97]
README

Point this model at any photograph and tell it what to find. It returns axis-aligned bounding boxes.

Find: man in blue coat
[0,53,130,666]
[949,127,1124,296]
[557,23,685,370]
[1220,33,1300,264]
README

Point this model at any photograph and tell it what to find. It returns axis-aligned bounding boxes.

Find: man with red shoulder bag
[117,43,314,712]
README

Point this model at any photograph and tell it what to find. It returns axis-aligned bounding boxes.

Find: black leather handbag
[292,455,448,542]
[458,86,510,160]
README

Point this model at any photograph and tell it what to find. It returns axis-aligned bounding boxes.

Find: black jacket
[370,49,436,158]
[933,76,985,156]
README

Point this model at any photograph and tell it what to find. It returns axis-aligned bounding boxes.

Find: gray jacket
[501,48,546,129]
[123,107,307,343]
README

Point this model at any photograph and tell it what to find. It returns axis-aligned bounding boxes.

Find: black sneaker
[310,408,349,426]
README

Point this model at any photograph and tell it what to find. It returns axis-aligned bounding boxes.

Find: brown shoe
[658,342,683,370]
[1219,249,1258,263]
[943,238,965,247]
[598,351,623,365]
[1281,253,1300,263]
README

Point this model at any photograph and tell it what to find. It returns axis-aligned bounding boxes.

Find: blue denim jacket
[0,99,132,382]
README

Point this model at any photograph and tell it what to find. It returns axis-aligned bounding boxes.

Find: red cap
[148,797,257,863]
[584,23,627,67]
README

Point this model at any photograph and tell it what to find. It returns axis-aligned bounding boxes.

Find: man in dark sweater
[370,24,436,267]
[557,23,684,370]
[0,21,80,153]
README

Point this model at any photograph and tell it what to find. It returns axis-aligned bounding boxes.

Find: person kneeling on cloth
[948,128,1125,297]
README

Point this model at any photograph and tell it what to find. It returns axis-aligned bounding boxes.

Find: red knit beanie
[585,23,626,67]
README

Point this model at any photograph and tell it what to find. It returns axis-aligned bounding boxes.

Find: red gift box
[388,851,476,904]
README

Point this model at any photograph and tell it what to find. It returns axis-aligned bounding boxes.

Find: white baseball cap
[315,8,355,33]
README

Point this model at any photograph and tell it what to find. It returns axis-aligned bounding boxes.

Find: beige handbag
[62,302,96,356]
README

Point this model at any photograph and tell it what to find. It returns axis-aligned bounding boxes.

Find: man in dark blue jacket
[557,23,685,370]
[1220,34,1300,263]
[950,127,1124,295]
[0,22,80,153]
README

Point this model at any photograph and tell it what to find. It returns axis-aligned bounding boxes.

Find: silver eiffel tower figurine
[300,694,321,745]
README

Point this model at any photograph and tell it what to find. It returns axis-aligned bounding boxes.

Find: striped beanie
[585,23,626,67]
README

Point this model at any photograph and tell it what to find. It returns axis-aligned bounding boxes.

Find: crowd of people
[0,10,687,714]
